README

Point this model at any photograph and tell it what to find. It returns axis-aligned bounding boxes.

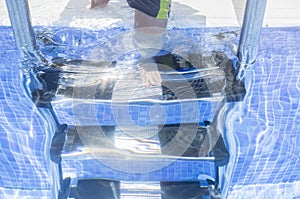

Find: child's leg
[134,9,168,31]
[133,3,169,58]
[133,9,169,86]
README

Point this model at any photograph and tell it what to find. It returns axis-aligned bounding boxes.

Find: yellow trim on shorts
[157,0,170,19]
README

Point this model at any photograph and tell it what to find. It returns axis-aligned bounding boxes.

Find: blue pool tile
[0,26,300,198]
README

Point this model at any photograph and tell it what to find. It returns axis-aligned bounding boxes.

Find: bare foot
[89,0,110,9]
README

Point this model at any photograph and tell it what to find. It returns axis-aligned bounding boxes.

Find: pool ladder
[5,0,267,198]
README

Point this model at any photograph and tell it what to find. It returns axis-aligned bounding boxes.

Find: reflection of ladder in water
[5,0,267,198]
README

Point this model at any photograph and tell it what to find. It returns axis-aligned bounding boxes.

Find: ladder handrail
[237,0,267,79]
[5,0,44,69]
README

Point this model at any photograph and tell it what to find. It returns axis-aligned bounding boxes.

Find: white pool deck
[0,0,299,29]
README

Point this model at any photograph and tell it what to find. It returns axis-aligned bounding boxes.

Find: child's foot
[89,0,110,9]
[138,63,162,87]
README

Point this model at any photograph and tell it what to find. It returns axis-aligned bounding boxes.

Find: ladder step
[62,157,216,182]
[54,124,228,182]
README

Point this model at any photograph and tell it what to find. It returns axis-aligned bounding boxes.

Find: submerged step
[52,124,228,183]
[51,98,220,126]
[34,51,244,126]
[62,157,217,182]
[67,180,216,199]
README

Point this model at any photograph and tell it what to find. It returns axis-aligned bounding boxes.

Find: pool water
[0,26,300,198]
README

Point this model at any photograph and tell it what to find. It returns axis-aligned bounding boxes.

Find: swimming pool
[1,25,299,198]
[0,0,299,198]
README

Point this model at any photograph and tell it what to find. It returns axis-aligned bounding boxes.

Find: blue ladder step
[61,157,217,182]
[51,99,221,126]
[53,124,228,182]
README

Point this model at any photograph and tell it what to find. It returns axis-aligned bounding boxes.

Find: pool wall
[223,27,300,198]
